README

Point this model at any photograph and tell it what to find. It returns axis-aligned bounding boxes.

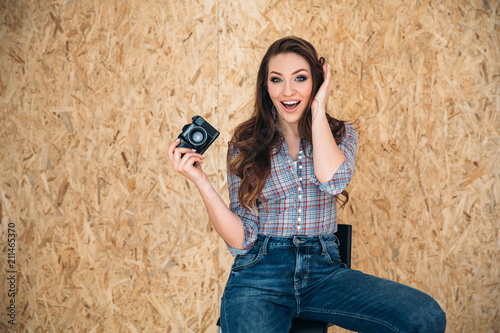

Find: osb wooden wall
[0,0,498,332]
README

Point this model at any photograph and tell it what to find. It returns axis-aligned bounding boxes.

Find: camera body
[177,115,219,154]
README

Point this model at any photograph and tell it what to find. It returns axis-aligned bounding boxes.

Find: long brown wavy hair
[229,36,348,211]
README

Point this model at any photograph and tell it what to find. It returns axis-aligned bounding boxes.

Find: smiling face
[267,52,313,132]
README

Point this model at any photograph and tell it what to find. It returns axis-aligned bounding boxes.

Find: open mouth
[281,100,300,111]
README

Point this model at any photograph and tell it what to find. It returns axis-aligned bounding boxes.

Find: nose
[283,80,295,96]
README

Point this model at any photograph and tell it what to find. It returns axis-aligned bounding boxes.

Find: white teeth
[283,101,299,105]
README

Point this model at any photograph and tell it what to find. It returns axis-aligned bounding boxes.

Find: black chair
[217,224,352,333]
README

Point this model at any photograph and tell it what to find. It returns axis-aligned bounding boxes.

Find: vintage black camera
[177,115,219,154]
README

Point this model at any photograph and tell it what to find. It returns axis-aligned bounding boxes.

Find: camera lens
[188,127,207,146]
[192,131,204,143]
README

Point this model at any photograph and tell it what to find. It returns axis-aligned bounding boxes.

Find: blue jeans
[220,234,446,333]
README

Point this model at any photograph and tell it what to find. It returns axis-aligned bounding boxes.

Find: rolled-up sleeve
[310,122,357,196]
[226,143,259,256]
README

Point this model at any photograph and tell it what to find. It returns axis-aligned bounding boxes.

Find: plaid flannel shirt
[226,122,357,256]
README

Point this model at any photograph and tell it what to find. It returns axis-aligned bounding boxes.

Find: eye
[295,75,307,82]
[270,77,282,83]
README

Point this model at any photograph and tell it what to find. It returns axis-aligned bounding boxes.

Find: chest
[260,142,313,201]
[283,135,301,161]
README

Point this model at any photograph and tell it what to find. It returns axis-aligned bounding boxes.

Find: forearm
[195,178,245,249]
[311,110,346,184]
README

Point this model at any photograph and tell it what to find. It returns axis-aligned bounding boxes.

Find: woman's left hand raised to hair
[310,63,345,184]
[311,63,332,121]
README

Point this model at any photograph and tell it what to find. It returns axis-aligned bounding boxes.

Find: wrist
[311,107,327,123]
[194,175,213,193]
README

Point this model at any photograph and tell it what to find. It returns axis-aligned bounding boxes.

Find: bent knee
[425,302,446,333]
[411,297,446,333]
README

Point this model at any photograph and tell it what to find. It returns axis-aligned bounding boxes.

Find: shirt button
[297,225,301,230]
[299,165,303,169]
[298,209,302,213]
[298,217,301,222]
[298,187,302,192]
[298,195,302,199]
[299,177,303,181]
[299,155,302,159]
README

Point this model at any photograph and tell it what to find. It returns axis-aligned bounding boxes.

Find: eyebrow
[269,69,309,76]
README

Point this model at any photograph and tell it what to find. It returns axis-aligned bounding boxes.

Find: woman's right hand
[168,139,245,249]
[167,139,207,186]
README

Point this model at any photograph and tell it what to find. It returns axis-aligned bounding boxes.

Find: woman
[168,36,446,333]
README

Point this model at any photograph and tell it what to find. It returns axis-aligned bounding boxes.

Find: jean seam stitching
[295,291,300,317]
[302,308,400,333]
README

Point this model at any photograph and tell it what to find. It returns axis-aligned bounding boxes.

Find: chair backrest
[335,224,352,269]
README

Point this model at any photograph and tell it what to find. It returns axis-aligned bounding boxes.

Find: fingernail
[175,138,180,141]
[191,149,197,152]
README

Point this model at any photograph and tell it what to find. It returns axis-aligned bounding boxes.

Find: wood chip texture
[0,0,498,332]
